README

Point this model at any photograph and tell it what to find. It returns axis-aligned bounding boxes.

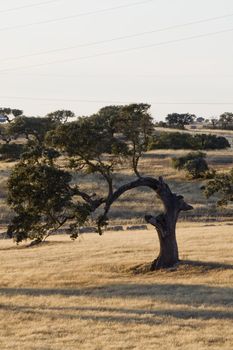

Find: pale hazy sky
[0,0,233,120]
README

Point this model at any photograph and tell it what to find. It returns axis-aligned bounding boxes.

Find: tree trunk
[145,213,179,269]
[155,234,178,269]
[99,176,193,270]
[145,177,193,270]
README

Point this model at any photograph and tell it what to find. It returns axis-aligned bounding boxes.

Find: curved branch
[97,176,193,232]
[106,176,159,206]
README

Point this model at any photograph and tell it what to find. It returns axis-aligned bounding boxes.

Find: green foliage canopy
[7,160,73,243]
[7,104,154,243]
[46,110,75,123]
[165,113,196,129]
[9,116,58,143]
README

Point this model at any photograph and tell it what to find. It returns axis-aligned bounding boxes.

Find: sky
[0,0,233,120]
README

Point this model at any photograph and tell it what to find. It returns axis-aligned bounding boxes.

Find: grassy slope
[0,223,233,349]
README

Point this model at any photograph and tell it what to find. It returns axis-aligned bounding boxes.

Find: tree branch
[97,177,159,230]
[97,176,193,233]
[71,186,105,210]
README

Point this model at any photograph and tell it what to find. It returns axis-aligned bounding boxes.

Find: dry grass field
[0,223,233,350]
[0,128,232,348]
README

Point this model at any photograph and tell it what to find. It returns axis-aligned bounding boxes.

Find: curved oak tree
[7,104,193,269]
[98,176,193,269]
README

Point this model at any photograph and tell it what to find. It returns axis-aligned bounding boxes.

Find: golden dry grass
[0,223,233,350]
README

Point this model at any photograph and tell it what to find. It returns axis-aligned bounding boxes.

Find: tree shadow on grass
[0,240,73,251]
[0,280,232,308]
[1,265,233,324]
[0,303,232,325]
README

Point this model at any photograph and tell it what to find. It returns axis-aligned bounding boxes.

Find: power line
[1,12,233,63]
[1,96,233,105]
[0,0,154,32]
[0,27,233,73]
[1,71,233,79]
[0,0,64,14]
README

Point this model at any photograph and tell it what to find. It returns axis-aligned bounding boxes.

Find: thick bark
[99,176,193,269]
[145,177,193,269]
[145,213,179,269]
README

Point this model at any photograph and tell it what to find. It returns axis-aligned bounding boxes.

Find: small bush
[172,151,209,179]
[204,168,233,205]
[184,158,209,179]
[172,151,206,169]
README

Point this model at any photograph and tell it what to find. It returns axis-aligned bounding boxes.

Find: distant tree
[196,117,205,123]
[210,118,219,129]
[7,104,193,269]
[0,108,23,123]
[165,113,196,129]
[9,116,58,143]
[90,105,122,136]
[218,113,233,130]
[0,108,24,144]
[46,110,75,123]
[155,121,167,128]
[0,113,61,161]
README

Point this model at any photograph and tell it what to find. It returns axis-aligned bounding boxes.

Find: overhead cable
[0,27,233,73]
[0,0,154,32]
[0,0,64,14]
[1,12,233,63]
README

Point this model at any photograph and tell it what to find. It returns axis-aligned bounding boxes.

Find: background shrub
[148,132,230,150]
[172,151,209,179]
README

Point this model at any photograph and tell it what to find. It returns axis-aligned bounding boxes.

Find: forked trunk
[100,176,193,270]
[144,177,193,270]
